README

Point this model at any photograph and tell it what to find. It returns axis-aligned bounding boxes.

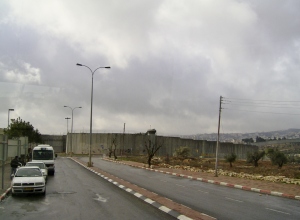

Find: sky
[1,0,300,136]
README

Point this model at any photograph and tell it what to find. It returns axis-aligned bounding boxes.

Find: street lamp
[65,117,71,134]
[65,117,71,154]
[64,106,82,155]
[76,63,110,167]
[8,109,14,128]
[3,109,14,189]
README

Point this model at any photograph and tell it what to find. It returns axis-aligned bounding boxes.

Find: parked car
[26,161,48,182]
[11,166,46,196]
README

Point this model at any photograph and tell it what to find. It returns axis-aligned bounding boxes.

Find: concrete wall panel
[60,133,259,159]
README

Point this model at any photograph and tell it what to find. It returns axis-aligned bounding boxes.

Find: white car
[11,166,46,196]
[26,161,48,182]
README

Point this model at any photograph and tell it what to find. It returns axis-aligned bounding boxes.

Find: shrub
[174,146,190,160]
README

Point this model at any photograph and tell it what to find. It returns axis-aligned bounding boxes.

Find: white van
[32,145,55,175]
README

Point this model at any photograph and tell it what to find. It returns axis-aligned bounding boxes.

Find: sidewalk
[0,163,12,200]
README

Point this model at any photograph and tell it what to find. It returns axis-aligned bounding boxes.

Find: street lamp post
[65,117,71,153]
[8,109,14,128]
[65,117,71,133]
[76,63,110,167]
[2,109,14,189]
[64,106,82,155]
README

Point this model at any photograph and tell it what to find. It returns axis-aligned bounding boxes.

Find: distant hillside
[181,128,300,142]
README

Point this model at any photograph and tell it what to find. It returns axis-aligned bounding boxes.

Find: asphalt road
[81,157,300,220]
[0,157,175,220]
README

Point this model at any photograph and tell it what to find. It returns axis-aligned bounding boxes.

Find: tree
[247,150,265,167]
[224,153,237,167]
[108,134,118,160]
[242,138,254,144]
[256,136,266,142]
[267,148,288,168]
[4,117,42,143]
[144,129,163,168]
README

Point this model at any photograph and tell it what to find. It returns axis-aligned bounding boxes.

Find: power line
[222,97,300,115]
[223,97,300,103]
[224,107,300,115]
[223,103,300,109]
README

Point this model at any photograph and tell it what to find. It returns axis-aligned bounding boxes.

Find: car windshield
[33,150,53,160]
[15,168,43,177]
[26,163,45,169]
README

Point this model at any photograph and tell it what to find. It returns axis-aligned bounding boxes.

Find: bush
[174,146,190,160]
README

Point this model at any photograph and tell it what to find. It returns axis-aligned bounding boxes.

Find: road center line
[265,208,291,215]
[197,190,209,194]
[176,184,185,188]
[225,197,243,203]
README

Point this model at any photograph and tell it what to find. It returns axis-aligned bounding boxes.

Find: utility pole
[215,96,223,177]
[122,123,125,156]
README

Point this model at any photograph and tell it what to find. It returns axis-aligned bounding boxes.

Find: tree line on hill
[242,136,287,144]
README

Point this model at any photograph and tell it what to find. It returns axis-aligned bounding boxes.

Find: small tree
[108,134,118,160]
[267,148,288,169]
[144,129,163,168]
[174,146,190,160]
[247,150,265,167]
[224,153,237,168]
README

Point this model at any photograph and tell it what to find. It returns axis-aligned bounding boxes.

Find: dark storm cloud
[1,0,300,135]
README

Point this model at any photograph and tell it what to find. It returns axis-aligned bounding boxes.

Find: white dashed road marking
[265,208,290,215]
[225,197,243,203]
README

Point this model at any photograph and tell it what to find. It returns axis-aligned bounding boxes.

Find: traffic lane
[0,157,176,220]
[84,157,300,220]
[169,178,300,220]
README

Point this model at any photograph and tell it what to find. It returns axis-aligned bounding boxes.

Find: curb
[103,158,300,201]
[0,187,11,202]
[70,157,214,220]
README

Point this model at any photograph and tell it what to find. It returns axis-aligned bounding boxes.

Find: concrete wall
[66,133,258,159]
[41,135,65,153]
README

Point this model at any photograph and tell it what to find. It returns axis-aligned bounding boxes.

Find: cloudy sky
[1,0,300,136]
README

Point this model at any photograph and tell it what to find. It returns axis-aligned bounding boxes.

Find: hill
[182,128,300,142]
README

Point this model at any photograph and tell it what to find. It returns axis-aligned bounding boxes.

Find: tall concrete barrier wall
[41,135,65,153]
[67,133,258,159]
